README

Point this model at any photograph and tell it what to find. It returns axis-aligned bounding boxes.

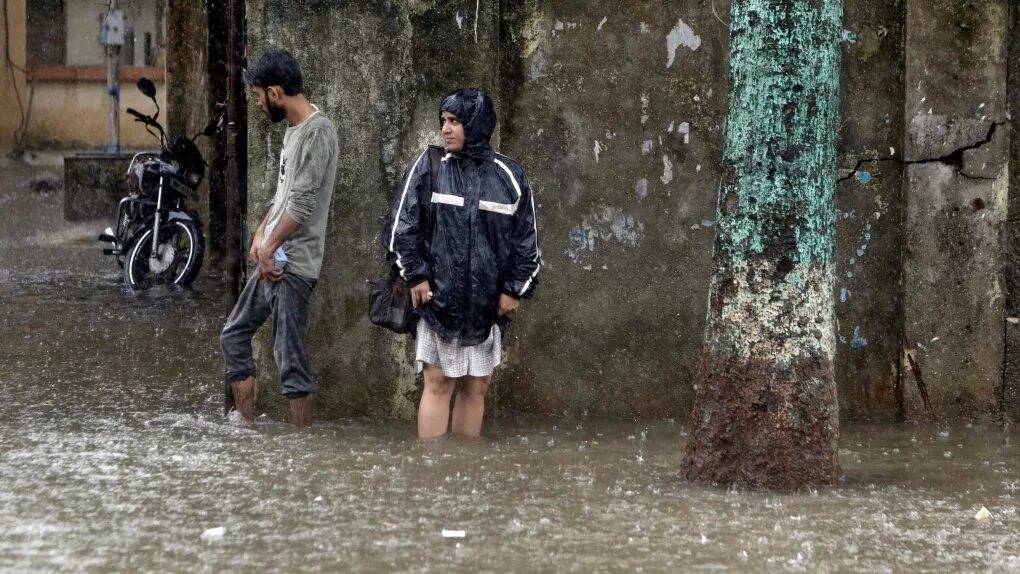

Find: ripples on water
[1,169,1018,572]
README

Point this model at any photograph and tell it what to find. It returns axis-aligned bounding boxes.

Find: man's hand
[248,233,262,263]
[257,246,284,282]
[498,293,520,317]
[410,281,433,308]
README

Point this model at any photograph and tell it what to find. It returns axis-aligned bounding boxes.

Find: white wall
[65,0,164,67]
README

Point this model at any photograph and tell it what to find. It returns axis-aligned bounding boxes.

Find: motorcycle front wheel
[123,220,204,289]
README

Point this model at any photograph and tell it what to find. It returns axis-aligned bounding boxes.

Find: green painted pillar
[681,0,844,489]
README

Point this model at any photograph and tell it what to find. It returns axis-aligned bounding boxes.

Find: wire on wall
[2,0,31,153]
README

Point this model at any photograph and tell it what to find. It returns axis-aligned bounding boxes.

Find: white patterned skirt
[415,320,502,378]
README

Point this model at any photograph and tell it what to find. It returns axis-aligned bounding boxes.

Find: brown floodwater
[1,166,1018,572]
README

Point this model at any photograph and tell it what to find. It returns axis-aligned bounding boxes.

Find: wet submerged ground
[1,166,1019,572]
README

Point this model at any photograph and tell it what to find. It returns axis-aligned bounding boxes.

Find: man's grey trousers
[220,272,317,398]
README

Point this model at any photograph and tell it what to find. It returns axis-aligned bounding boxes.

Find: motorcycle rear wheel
[123,220,204,289]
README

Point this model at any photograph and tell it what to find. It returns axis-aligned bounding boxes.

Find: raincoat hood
[440,88,496,162]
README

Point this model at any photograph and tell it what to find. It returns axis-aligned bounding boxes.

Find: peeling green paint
[715,0,843,266]
[683,0,845,489]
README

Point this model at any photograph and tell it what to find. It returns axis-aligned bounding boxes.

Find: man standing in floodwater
[220,49,339,428]
[383,88,541,438]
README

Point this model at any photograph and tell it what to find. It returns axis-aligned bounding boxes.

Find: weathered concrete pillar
[1003,0,1020,424]
[681,0,844,489]
[165,0,209,142]
[901,0,1010,420]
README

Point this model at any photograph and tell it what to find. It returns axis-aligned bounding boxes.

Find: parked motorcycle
[98,77,220,288]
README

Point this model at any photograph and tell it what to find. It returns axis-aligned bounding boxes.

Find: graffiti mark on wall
[566,206,645,263]
[553,20,579,37]
[851,326,868,349]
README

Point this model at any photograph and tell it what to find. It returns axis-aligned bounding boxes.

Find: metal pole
[224,0,247,300]
[107,45,119,150]
[105,0,121,152]
[205,0,230,277]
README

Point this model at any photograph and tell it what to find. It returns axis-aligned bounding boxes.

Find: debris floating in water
[19,173,62,193]
[200,526,226,541]
[974,507,993,521]
[441,529,466,538]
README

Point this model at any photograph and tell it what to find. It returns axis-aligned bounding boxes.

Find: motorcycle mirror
[137,77,157,100]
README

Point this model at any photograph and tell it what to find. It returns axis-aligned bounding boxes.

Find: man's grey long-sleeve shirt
[262,109,339,280]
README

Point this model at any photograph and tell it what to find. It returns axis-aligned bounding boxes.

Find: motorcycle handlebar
[127,107,167,149]
[126,107,147,121]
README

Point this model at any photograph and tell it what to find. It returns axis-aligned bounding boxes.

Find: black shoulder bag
[368,147,443,334]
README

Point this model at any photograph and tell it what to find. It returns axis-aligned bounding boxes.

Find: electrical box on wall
[101,9,126,47]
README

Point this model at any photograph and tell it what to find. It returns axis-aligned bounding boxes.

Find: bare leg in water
[418,365,491,438]
[450,375,491,438]
[418,363,455,438]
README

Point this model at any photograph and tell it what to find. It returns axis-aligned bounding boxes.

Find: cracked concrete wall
[242,0,1016,422]
[901,0,1011,420]
[834,0,907,420]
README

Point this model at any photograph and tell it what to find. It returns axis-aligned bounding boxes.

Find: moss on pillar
[682,0,844,490]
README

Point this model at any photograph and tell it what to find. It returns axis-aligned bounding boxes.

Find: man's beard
[266,100,287,123]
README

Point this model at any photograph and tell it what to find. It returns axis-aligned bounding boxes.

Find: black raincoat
[382,89,541,346]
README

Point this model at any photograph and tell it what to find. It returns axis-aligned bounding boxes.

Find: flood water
[2,165,1019,572]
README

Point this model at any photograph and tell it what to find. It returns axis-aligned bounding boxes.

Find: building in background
[1,0,167,154]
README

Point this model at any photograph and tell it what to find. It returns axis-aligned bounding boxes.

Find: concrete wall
[20,81,168,150]
[63,154,135,221]
[492,2,727,417]
[901,0,1011,421]
[834,1,906,420]
[246,0,1016,422]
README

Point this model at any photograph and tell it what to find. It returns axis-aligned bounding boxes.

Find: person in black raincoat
[382,88,541,438]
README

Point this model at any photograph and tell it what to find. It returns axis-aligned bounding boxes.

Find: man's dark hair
[244,48,303,95]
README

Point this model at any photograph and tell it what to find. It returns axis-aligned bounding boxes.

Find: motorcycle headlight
[126,162,145,195]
